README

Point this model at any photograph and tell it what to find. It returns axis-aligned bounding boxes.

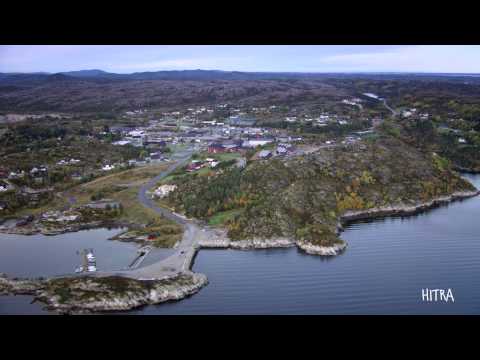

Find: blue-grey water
[0,227,138,314]
[2,174,480,314]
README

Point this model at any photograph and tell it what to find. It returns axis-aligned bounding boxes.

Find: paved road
[84,146,219,280]
[136,150,193,225]
[382,99,398,117]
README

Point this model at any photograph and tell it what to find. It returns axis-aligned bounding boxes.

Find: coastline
[0,271,208,315]
[338,190,480,225]
[198,189,480,257]
[0,219,131,236]
[1,188,479,314]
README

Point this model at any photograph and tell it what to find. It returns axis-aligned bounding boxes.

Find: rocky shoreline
[339,190,480,224]
[1,189,478,314]
[0,220,130,236]
[296,241,347,256]
[199,237,295,249]
[0,272,207,315]
[198,190,480,257]
[198,237,347,256]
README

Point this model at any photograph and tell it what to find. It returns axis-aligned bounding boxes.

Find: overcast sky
[1,45,480,74]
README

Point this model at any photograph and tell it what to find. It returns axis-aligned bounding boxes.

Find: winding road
[382,99,398,117]
[88,145,219,280]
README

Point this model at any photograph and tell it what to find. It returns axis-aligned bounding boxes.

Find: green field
[208,208,244,226]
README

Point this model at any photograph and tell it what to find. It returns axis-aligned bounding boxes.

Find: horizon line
[3,69,480,76]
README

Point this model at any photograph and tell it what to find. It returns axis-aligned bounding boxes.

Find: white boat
[87,265,97,272]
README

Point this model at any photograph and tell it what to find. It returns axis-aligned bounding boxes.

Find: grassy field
[208,208,244,226]
[63,163,167,220]
[63,163,183,247]
[11,162,183,245]
[208,152,243,161]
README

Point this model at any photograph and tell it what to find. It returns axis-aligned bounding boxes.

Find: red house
[208,143,227,153]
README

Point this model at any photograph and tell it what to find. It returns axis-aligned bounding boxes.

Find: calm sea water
[1,175,480,314]
[130,174,480,315]
[0,227,137,314]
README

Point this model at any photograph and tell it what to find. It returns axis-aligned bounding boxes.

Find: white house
[153,184,177,198]
[102,164,115,171]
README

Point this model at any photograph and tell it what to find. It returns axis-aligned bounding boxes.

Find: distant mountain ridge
[2,69,480,113]
[2,69,480,84]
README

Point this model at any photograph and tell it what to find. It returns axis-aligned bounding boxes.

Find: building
[276,146,288,156]
[153,184,177,198]
[243,138,274,148]
[71,173,83,182]
[259,150,272,159]
[228,115,256,127]
[102,164,115,171]
[208,143,227,153]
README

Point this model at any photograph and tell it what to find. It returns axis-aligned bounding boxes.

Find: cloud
[1,45,480,73]
[317,46,480,73]
[108,57,250,72]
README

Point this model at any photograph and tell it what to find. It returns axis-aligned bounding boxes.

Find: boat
[75,249,97,273]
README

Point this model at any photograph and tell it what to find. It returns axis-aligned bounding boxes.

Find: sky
[1,45,480,74]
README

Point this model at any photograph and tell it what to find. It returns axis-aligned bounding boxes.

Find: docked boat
[75,249,97,273]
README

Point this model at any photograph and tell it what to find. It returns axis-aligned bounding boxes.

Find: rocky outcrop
[0,272,207,314]
[340,190,480,223]
[0,273,45,295]
[199,236,345,255]
[199,237,295,249]
[296,241,347,256]
[0,220,125,236]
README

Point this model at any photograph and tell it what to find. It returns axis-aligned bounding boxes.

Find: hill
[165,134,476,249]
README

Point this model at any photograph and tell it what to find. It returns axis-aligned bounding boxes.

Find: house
[153,184,177,198]
[223,143,240,152]
[276,146,288,156]
[9,170,25,179]
[228,115,256,127]
[458,138,467,144]
[150,152,164,162]
[71,173,83,182]
[20,187,53,206]
[243,138,274,148]
[102,164,115,171]
[259,150,272,159]
[113,140,131,146]
[186,160,205,172]
[208,143,227,153]
[30,166,48,176]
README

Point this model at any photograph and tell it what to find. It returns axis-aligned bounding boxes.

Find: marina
[75,249,97,273]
